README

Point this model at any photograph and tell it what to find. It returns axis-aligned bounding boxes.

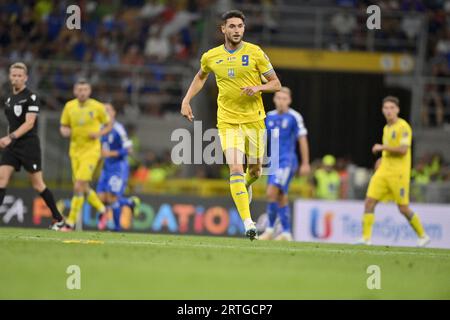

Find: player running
[96,103,140,231]
[259,87,310,241]
[59,79,112,231]
[180,10,281,240]
[357,96,430,247]
[0,62,65,230]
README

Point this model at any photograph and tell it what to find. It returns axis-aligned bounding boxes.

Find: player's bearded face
[222,18,245,45]
[74,84,92,102]
[9,68,27,89]
[382,102,399,121]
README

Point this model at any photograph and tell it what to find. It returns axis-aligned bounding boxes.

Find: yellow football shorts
[217,120,266,160]
[70,153,101,182]
[366,170,410,205]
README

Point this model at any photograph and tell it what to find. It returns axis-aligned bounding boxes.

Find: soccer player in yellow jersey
[358,96,430,247]
[181,10,281,240]
[59,79,113,231]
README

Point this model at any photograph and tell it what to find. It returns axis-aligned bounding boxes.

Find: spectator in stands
[330,9,357,51]
[313,155,341,200]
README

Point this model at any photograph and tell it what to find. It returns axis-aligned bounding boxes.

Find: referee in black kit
[0,62,65,230]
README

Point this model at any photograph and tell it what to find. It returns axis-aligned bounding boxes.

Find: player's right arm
[60,103,71,138]
[181,52,210,122]
[181,69,209,122]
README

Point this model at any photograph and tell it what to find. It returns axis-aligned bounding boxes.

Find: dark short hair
[383,96,400,107]
[221,10,246,24]
[75,78,90,86]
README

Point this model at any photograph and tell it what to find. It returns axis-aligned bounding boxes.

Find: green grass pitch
[0,227,449,299]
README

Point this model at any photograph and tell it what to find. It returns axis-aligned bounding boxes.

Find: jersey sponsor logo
[5,98,10,107]
[282,119,288,128]
[391,131,396,139]
[216,59,224,64]
[13,105,22,117]
[28,106,39,112]
[227,56,236,62]
[31,94,37,101]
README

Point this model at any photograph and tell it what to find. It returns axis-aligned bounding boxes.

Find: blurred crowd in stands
[0,0,213,113]
[330,0,450,127]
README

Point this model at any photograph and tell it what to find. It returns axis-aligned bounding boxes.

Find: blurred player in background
[181,10,281,240]
[97,103,140,231]
[0,62,65,230]
[259,87,310,241]
[59,79,112,231]
[357,96,430,247]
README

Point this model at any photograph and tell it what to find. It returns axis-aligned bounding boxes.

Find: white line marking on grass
[2,234,449,258]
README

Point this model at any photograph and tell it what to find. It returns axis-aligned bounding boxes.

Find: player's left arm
[292,112,310,175]
[241,49,281,96]
[89,104,113,139]
[373,125,411,155]
[0,113,37,148]
[102,128,133,158]
[298,136,311,175]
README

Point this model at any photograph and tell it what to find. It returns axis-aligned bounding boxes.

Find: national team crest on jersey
[228,68,235,78]
[14,104,22,116]
[391,131,396,139]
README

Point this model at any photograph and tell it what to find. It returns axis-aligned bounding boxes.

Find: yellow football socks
[409,213,426,238]
[244,168,258,187]
[86,189,106,214]
[67,194,85,226]
[230,173,251,221]
[362,213,375,241]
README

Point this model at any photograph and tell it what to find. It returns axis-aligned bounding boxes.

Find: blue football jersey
[101,121,132,171]
[265,108,308,168]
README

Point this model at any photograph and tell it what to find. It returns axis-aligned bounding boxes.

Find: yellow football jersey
[378,118,412,175]
[60,98,109,157]
[200,41,274,125]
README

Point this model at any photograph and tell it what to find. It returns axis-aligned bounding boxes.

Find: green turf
[0,227,449,299]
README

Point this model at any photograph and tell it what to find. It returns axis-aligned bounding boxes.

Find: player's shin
[40,188,63,222]
[111,201,122,232]
[278,205,291,233]
[266,202,278,229]
[409,213,426,238]
[244,167,259,188]
[67,193,85,226]
[0,188,5,206]
[362,213,375,241]
[86,189,106,214]
[229,173,252,224]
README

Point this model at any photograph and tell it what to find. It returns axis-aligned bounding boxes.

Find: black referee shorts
[0,136,42,173]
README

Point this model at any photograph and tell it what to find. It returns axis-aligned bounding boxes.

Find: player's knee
[229,165,244,175]
[249,165,262,178]
[0,175,10,188]
[31,180,45,192]
[398,205,412,217]
[364,198,376,212]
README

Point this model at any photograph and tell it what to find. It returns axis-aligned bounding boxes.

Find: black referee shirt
[3,87,40,139]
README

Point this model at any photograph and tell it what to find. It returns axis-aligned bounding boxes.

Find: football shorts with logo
[96,163,129,196]
[267,162,298,193]
[217,119,266,159]
[70,152,100,182]
[366,170,410,205]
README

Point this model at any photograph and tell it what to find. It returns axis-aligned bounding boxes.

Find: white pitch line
[1,234,450,258]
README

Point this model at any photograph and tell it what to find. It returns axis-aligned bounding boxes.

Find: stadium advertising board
[294,200,450,249]
[0,189,266,237]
